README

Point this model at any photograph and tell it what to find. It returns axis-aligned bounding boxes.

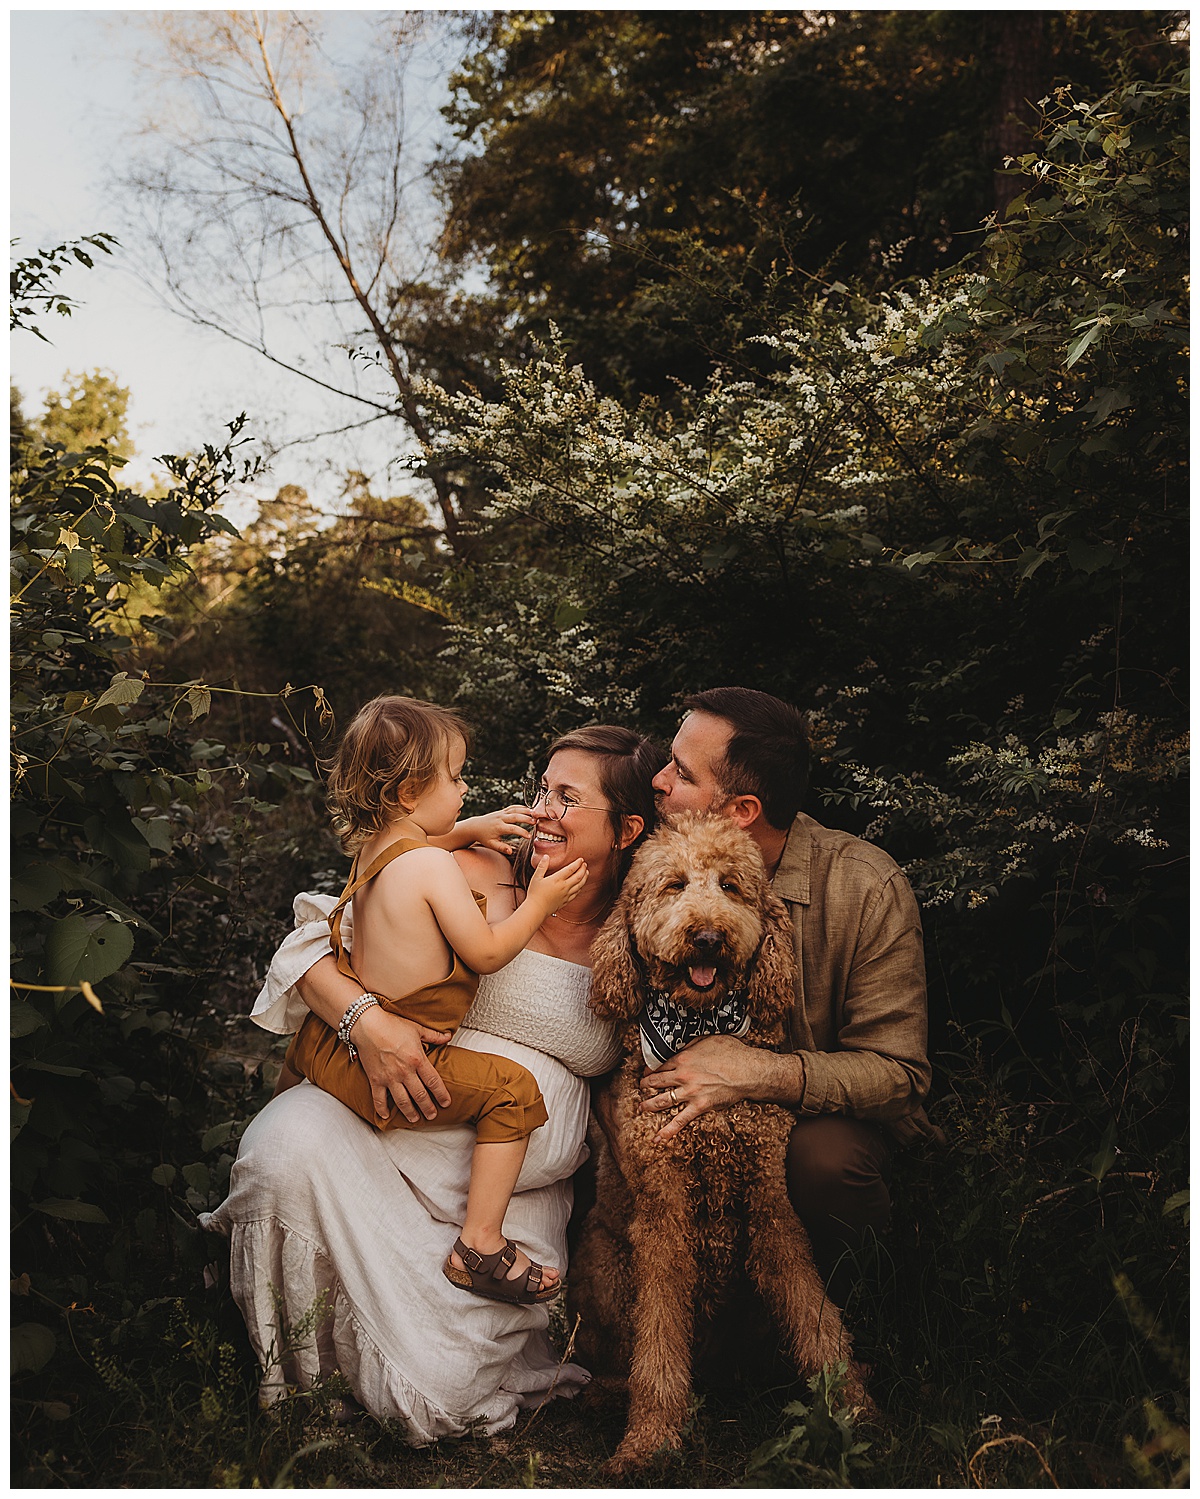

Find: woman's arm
[294,956,453,1122]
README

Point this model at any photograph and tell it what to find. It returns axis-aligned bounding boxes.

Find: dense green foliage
[437,11,1178,398]
[174,474,450,726]
[10,252,334,1469]
[34,367,135,458]
[11,21,1188,1489]
[424,61,1189,1477]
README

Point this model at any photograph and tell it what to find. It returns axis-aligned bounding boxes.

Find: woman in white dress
[203,725,665,1442]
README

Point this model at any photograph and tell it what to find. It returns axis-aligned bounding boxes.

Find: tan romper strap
[330,837,427,979]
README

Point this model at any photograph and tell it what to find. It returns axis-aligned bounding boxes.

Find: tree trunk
[990,12,1048,218]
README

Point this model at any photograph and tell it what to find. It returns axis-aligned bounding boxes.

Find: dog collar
[638,986,751,1071]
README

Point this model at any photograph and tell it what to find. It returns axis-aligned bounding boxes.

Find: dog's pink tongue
[689,965,717,990]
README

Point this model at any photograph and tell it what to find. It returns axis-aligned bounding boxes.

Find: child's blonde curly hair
[325,695,472,855]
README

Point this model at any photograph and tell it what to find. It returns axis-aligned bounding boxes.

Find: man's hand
[350,1006,452,1123]
[639,1036,805,1142]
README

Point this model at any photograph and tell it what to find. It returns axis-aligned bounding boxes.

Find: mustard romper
[284,839,549,1143]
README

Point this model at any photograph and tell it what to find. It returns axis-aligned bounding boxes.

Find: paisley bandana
[638,986,751,1071]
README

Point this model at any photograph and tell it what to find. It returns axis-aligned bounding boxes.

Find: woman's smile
[532,824,568,852]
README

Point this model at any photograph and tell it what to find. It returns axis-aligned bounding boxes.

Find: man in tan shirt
[638,687,934,1287]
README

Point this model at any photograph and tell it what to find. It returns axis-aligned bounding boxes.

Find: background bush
[11,23,1187,1489]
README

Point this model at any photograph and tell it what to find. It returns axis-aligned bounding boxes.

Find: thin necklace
[550,897,615,927]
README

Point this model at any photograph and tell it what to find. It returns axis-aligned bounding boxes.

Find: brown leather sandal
[443,1236,561,1305]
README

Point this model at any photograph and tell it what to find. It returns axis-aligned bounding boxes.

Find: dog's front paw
[601,1425,682,1478]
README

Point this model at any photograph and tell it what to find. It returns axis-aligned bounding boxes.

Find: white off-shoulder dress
[202,893,619,1444]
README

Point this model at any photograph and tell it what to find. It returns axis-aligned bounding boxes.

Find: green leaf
[10,863,63,912]
[177,873,231,900]
[1065,539,1116,574]
[93,673,144,711]
[1162,1188,1189,1221]
[66,547,93,584]
[49,862,149,928]
[150,1164,177,1188]
[1088,1119,1118,1183]
[1064,322,1103,368]
[11,1000,48,1039]
[1044,438,1077,472]
[43,915,134,987]
[201,1121,241,1154]
[11,1097,33,1143]
[182,1162,211,1193]
[1015,547,1051,580]
[1084,386,1132,426]
[553,600,586,631]
[11,1323,57,1375]
[184,685,212,720]
[1052,708,1079,729]
[132,816,172,853]
[97,1075,136,1106]
[34,1198,110,1224]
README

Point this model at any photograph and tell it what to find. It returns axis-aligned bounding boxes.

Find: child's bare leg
[272,1056,305,1099]
[451,1138,560,1290]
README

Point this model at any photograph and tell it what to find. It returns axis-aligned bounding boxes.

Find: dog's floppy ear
[588,894,645,1022]
[745,893,798,1034]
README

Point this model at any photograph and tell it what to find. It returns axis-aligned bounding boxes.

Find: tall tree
[119,10,481,553]
[36,368,135,458]
[438,11,1180,399]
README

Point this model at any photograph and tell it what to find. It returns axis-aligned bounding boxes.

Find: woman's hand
[437,805,536,856]
[350,1005,453,1123]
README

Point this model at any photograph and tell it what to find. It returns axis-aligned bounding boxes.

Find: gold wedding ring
[669,1087,679,1105]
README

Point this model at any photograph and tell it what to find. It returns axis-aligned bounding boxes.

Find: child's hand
[458,805,536,856]
[528,854,589,914]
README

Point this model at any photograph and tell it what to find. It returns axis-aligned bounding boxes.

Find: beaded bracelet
[337,993,381,1063]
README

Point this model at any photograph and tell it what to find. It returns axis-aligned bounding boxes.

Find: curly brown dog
[570,812,868,1475]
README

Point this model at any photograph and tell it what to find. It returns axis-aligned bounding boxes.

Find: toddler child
[284,695,587,1305]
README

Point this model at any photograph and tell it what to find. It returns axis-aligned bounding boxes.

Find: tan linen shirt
[773,812,935,1145]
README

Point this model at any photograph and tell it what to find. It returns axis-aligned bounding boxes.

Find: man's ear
[724,794,763,831]
[616,814,644,851]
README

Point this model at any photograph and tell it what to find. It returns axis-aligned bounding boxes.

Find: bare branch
[113,10,472,547]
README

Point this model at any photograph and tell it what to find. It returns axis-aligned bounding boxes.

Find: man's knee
[785,1114,893,1250]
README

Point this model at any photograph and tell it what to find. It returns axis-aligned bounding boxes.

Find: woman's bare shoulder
[453,844,518,892]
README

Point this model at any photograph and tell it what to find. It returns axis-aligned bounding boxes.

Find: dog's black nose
[691,929,724,954]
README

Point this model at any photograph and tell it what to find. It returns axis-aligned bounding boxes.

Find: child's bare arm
[392,847,588,974]
[429,804,535,856]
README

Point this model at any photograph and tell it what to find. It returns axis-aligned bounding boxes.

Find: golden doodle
[571,812,869,1475]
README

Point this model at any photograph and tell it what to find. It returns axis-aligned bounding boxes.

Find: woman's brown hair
[325,695,472,855]
[512,725,667,892]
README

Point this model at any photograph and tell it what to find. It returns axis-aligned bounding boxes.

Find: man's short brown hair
[681,687,811,831]
[325,695,471,854]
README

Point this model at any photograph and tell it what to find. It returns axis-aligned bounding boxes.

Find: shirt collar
[771,812,811,905]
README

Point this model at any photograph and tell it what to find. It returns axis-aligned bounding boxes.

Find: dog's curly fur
[569,813,867,1475]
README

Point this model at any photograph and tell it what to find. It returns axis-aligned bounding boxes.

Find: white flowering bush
[415,71,1187,1175]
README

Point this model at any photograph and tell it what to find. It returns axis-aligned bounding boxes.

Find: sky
[10,9,461,518]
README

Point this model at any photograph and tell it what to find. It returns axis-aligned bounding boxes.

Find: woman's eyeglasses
[522,780,609,820]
